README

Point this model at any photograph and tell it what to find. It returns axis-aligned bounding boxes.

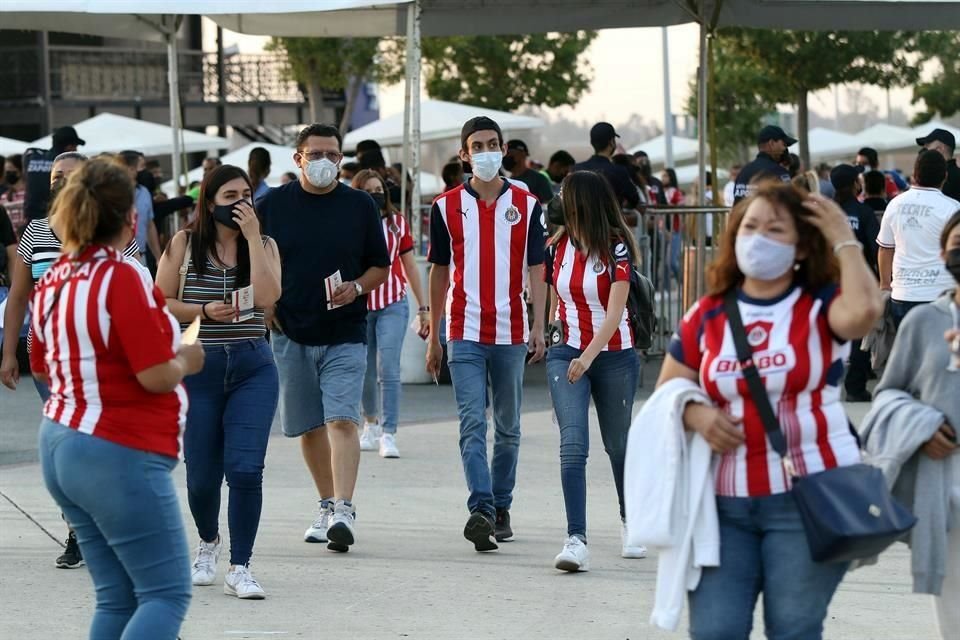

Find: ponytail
[52,159,134,254]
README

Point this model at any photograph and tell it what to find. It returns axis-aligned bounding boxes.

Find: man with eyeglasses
[258,123,390,554]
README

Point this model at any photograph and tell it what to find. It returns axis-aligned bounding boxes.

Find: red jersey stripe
[508,188,527,344]
[446,193,468,341]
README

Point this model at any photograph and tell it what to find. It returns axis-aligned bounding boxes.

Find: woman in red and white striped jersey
[32,159,204,640]
[353,169,428,458]
[545,170,643,573]
[657,182,883,638]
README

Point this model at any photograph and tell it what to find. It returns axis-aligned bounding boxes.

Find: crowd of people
[0,113,957,640]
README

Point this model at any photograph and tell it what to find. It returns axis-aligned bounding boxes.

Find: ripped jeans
[546,344,639,539]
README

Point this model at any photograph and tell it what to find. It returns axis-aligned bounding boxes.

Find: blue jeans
[688,493,848,640]
[362,299,410,434]
[446,340,527,516]
[183,338,278,566]
[890,298,927,331]
[39,419,191,640]
[547,345,639,538]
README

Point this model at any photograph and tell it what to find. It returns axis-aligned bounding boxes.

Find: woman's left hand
[233,200,261,240]
[801,193,856,247]
[567,354,594,384]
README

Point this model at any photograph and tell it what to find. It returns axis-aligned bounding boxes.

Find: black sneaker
[494,508,514,542]
[56,532,84,569]
[463,512,498,552]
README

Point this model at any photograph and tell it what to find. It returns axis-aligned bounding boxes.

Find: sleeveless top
[179,242,267,344]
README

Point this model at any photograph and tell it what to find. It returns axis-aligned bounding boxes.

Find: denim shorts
[271,332,367,436]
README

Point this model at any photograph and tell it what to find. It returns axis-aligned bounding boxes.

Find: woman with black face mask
[155,165,282,600]
[352,169,428,459]
[864,209,960,639]
[2,154,26,233]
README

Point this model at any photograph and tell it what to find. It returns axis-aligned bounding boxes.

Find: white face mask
[735,233,797,281]
[471,151,503,182]
[305,158,338,189]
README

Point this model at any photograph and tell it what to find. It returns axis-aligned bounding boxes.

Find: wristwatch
[353,281,363,296]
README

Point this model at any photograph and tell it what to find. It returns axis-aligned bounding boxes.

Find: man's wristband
[418,306,430,313]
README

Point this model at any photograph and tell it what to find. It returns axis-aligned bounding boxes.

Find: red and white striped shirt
[428,181,546,345]
[669,286,860,497]
[368,213,415,311]
[545,235,633,351]
[30,245,187,459]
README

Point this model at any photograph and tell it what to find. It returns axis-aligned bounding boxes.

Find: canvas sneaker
[326,500,356,552]
[191,537,221,586]
[224,565,266,600]
[359,422,382,451]
[55,531,85,569]
[379,432,400,458]
[304,499,334,543]
[554,536,590,572]
[621,521,648,559]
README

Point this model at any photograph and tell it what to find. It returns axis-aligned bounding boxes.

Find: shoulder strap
[722,289,789,459]
[177,232,192,302]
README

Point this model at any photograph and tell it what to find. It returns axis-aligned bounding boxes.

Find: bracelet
[832,239,863,255]
[418,306,430,312]
[201,303,211,320]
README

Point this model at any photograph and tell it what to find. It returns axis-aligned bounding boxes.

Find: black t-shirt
[862,197,888,215]
[733,152,790,203]
[943,159,960,202]
[573,155,641,209]
[838,196,881,276]
[259,181,390,346]
[23,147,58,221]
[0,205,14,286]
[513,168,554,204]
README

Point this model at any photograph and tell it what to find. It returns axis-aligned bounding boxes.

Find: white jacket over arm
[624,378,719,632]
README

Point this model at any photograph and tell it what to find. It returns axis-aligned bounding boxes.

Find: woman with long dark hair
[353,169,428,458]
[545,171,644,572]
[156,164,282,599]
[34,159,203,638]
[657,182,882,638]
[248,147,272,202]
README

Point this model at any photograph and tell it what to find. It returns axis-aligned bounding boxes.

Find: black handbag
[723,290,916,564]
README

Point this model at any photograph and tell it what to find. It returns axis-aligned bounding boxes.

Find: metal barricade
[637,206,731,355]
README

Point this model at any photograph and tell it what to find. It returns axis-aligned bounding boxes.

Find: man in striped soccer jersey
[426,116,548,552]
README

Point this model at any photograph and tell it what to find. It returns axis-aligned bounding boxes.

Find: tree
[720,29,918,167]
[267,37,404,131]
[910,31,960,124]
[415,32,597,112]
[686,36,780,165]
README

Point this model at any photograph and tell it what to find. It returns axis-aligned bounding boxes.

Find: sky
[206,20,919,133]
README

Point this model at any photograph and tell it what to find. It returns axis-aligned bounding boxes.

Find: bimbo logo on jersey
[711,346,797,378]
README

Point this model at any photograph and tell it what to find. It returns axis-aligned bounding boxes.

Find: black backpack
[623,259,657,351]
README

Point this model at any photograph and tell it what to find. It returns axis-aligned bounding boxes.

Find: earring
[793,263,801,272]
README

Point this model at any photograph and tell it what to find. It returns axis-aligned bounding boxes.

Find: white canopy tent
[853,123,918,153]
[0,137,29,158]
[628,135,702,166]
[806,127,864,162]
[29,113,228,157]
[344,100,543,149]
[910,120,960,147]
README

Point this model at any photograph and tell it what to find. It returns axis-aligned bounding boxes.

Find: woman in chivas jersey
[33,160,204,639]
[658,182,882,639]
[545,171,643,572]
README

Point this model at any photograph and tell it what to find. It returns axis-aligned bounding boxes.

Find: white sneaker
[304,500,333,543]
[191,538,221,586]
[379,432,400,458]
[359,423,381,451]
[326,500,356,552]
[554,536,590,572]
[621,521,648,559]
[224,565,266,600]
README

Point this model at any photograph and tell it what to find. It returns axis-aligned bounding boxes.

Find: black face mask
[211,199,247,230]
[137,169,156,193]
[946,248,960,284]
[502,155,518,173]
[4,171,19,185]
[369,192,387,211]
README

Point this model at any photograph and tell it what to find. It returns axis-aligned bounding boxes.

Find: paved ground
[0,367,939,639]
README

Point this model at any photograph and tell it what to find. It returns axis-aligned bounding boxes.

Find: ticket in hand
[231,284,255,323]
[181,316,201,346]
[325,270,344,310]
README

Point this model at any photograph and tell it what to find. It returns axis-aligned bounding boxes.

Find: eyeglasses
[299,151,342,163]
